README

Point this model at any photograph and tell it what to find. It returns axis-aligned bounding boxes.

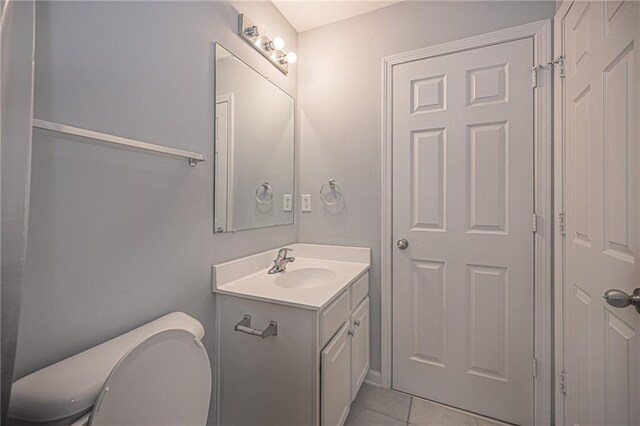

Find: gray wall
[297,0,557,373]
[1,0,34,419]
[15,1,297,422]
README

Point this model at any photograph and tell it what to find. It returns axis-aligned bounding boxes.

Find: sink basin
[274,268,338,289]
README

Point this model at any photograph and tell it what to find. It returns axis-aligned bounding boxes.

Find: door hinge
[531,55,565,88]
[532,213,538,233]
[558,212,566,236]
[559,370,567,395]
[552,55,566,78]
[532,357,538,379]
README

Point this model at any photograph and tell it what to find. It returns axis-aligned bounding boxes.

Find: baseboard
[363,369,382,387]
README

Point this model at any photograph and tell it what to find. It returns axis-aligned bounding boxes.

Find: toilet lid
[89,329,211,426]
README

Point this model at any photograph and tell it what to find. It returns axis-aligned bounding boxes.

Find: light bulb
[286,52,297,64]
[256,24,269,37]
[273,37,285,50]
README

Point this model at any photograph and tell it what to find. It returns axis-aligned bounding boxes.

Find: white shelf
[32,119,206,166]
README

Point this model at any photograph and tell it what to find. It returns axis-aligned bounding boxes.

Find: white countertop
[212,244,371,310]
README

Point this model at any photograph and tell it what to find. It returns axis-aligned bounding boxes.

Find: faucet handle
[277,247,294,257]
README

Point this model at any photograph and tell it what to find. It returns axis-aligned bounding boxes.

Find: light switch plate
[283,194,292,212]
[301,194,311,212]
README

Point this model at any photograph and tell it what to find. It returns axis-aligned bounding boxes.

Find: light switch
[302,194,312,212]
[283,194,292,212]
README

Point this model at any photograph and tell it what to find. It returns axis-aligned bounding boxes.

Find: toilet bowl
[8,312,211,426]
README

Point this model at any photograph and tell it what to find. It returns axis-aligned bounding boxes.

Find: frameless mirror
[214,44,295,233]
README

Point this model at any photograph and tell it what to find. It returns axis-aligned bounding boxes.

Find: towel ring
[319,179,342,206]
[256,181,273,205]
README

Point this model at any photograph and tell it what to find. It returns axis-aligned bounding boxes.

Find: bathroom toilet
[8,312,211,426]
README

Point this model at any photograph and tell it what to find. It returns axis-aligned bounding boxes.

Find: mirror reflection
[214,44,295,233]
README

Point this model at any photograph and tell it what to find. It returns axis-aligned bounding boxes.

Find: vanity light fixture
[238,14,296,75]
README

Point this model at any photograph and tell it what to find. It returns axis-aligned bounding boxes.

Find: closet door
[561,1,640,424]
[351,297,370,400]
[321,323,351,426]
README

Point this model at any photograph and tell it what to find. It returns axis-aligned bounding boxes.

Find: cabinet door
[350,297,370,400]
[321,323,351,426]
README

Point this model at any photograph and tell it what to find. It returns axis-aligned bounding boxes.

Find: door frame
[380,19,553,425]
[215,93,235,232]
[553,3,572,425]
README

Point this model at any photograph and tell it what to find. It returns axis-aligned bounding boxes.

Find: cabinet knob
[347,329,354,336]
[354,319,361,327]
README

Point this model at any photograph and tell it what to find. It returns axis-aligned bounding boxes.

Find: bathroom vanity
[212,244,370,426]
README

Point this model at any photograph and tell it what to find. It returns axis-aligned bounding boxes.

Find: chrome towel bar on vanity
[234,314,278,338]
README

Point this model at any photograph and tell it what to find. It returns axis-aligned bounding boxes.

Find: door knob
[397,239,409,250]
[603,288,640,314]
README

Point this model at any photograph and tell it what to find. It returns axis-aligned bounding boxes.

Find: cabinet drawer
[350,273,369,311]
[321,290,350,348]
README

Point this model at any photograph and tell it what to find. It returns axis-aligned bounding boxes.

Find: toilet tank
[8,312,205,425]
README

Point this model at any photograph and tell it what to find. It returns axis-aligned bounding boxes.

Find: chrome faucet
[268,248,295,274]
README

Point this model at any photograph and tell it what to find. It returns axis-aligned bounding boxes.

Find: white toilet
[8,312,211,426]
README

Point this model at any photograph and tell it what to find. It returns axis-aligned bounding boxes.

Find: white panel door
[562,1,640,425]
[392,39,534,425]
[321,323,351,426]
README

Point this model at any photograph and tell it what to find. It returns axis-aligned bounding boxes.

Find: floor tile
[409,398,477,426]
[345,405,407,426]
[475,417,510,426]
[353,383,412,421]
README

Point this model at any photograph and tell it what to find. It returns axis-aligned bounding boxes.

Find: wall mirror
[214,44,295,233]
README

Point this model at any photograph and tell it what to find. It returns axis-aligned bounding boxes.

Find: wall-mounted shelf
[32,119,206,166]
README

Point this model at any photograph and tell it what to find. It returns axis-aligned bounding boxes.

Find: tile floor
[346,383,511,426]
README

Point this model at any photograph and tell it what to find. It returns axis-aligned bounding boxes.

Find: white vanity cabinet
[213,244,371,426]
[319,271,370,426]
[321,295,370,426]
[215,270,370,426]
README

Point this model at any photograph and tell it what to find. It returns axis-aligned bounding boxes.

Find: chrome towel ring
[319,179,343,206]
[255,181,274,205]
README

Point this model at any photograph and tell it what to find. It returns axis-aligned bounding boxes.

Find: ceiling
[272,0,403,33]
